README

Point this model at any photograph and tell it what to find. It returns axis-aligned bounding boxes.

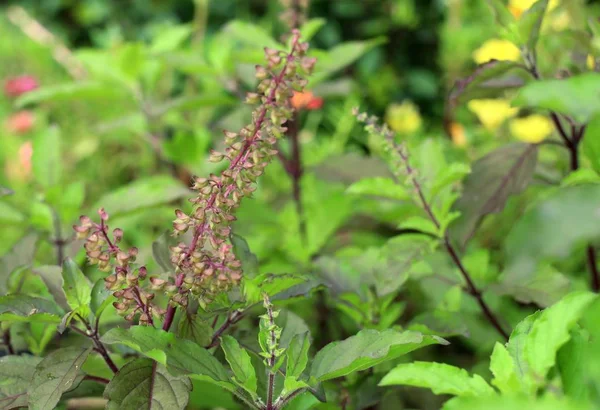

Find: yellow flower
[467,99,518,131]
[588,54,596,70]
[509,115,554,143]
[509,0,560,18]
[473,39,521,64]
[385,101,422,134]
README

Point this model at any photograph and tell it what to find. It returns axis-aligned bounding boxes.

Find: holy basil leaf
[90,278,114,319]
[346,177,410,201]
[104,358,191,410]
[0,295,62,324]
[62,258,92,318]
[489,342,521,394]
[92,175,190,217]
[0,355,43,409]
[0,233,38,294]
[286,332,311,380]
[443,395,590,410]
[28,347,92,410]
[450,143,538,248]
[220,335,257,397]
[504,184,600,278]
[152,231,176,273]
[230,233,259,279]
[449,60,524,107]
[518,0,549,52]
[310,329,448,381]
[523,291,597,382]
[102,326,233,389]
[177,313,212,347]
[513,73,600,123]
[557,327,590,401]
[33,266,70,311]
[379,361,494,397]
[101,326,172,364]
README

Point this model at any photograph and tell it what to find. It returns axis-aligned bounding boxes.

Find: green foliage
[3,0,600,409]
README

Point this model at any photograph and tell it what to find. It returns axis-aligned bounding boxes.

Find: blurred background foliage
[2,1,600,408]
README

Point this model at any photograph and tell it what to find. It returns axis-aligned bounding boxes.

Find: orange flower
[291,90,323,110]
[5,111,35,134]
[449,122,467,147]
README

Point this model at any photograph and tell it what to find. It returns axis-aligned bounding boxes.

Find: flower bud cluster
[73,208,161,325]
[279,0,310,30]
[169,30,315,307]
[353,108,418,185]
[259,294,285,367]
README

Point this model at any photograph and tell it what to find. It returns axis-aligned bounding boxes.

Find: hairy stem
[74,315,118,374]
[207,310,244,348]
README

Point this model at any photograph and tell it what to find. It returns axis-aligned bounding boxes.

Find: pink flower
[4,75,39,97]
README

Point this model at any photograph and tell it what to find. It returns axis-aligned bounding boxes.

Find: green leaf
[150,24,192,53]
[286,332,311,380]
[101,326,233,389]
[561,169,600,187]
[0,201,25,224]
[220,335,257,397]
[93,175,189,217]
[0,295,62,324]
[449,60,525,106]
[28,347,92,410]
[152,231,175,273]
[0,355,43,409]
[517,0,548,52]
[33,266,70,311]
[150,94,236,117]
[495,264,570,307]
[557,327,590,401]
[15,82,125,107]
[489,342,520,394]
[506,311,539,388]
[583,116,600,173]
[443,395,591,410]
[524,291,597,381]
[310,329,447,381]
[379,361,494,397]
[399,216,440,238]
[104,358,191,410]
[299,18,326,42]
[0,233,38,294]
[504,185,600,278]
[62,258,92,318]
[101,326,171,364]
[90,278,114,319]
[485,0,517,30]
[230,234,259,279]
[346,177,409,201]
[244,273,308,304]
[430,163,471,200]
[177,313,212,347]
[312,38,387,85]
[32,126,62,188]
[513,73,600,123]
[450,143,538,248]
[224,20,280,49]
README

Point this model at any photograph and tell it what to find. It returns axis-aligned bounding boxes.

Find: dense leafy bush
[2,0,600,409]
